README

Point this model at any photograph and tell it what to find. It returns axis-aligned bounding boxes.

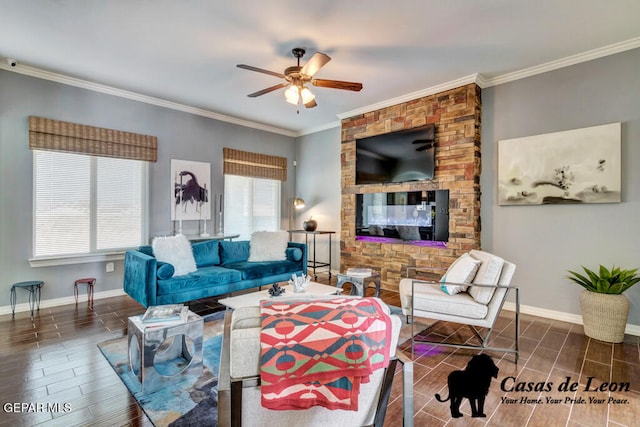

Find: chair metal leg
[230,380,243,427]
[398,351,414,427]
[373,358,397,427]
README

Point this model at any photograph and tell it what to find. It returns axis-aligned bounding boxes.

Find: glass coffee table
[218,282,342,310]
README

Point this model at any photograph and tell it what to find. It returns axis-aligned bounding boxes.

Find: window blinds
[28,116,157,162]
[223,147,287,181]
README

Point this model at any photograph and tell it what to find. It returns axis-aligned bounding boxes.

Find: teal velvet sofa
[124,239,307,308]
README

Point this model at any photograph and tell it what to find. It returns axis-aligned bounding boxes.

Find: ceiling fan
[237,47,363,111]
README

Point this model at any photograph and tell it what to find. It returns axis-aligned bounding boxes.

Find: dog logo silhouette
[435,354,499,418]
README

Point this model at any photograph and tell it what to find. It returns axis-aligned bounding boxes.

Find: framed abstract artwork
[170,159,211,220]
[498,123,621,205]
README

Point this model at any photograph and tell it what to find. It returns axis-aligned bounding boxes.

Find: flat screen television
[355,124,435,185]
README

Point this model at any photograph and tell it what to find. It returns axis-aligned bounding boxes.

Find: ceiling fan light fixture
[284,85,299,104]
[239,47,362,110]
[300,86,315,104]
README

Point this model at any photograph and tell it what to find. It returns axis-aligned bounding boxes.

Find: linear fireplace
[355,190,449,247]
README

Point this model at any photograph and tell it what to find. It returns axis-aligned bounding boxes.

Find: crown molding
[336,74,484,120]
[0,62,297,138]
[482,36,640,87]
[3,36,639,138]
[295,120,341,137]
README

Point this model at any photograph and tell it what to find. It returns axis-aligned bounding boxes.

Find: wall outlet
[106,262,115,273]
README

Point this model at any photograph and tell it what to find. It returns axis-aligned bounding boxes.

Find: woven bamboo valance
[223,147,287,181]
[28,116,158,162]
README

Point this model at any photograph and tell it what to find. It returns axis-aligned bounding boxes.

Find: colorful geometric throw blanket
[259,297,392,411]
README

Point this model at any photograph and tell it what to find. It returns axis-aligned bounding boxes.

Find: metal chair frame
[405,266,520,364]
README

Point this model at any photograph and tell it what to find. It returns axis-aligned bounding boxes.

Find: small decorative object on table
[303,216,318,232]
[289,273,312,293]
[268,283,286,297]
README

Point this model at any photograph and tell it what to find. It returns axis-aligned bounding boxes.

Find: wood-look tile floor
[1,275,638,426]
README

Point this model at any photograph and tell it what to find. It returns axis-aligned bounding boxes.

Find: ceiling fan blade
[304,99,318,109]
[247,83,289,98]
[411,139,435,144]
[300,52,331,77]
[312,79,363,92]
[237,64,285,79]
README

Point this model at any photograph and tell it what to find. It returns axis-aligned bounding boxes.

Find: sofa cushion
[192,240,220,267]
[221,260,299,280]
[468,250,505,304]
[248,231,288,261]
[138,245,154,257]
[286,247,303,262]
[403,279,488,319]
[156,262,175,280]
[220,240,250,264]
[440,253,481,295]
[156,266,242,295]
[152,234,197,277]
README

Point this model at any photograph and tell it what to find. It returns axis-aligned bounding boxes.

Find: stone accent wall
[340,83,482,291]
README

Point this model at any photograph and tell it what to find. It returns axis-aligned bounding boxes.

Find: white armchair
[399,250,520,362]
[218,298,414,427]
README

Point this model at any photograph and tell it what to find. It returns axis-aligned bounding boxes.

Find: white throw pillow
[248,231,289,262]
[152,234,197,277]
[468,250,505,304]
[440,253,482,295]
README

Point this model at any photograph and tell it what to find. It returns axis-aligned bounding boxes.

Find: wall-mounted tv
[355,124,435,185]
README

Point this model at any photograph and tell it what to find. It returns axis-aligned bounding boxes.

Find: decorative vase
[303,217,318,232]
[579,290,629,343]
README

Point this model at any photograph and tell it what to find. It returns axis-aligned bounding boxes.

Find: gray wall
[294,126,342,274]
[481,47,640,325]
[0,70,296,308]
[295,48,640,328]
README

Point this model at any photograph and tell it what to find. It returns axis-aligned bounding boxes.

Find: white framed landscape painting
[498,123,621,205]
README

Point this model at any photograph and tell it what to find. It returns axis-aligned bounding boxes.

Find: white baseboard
[503,302,640,337]
[1,289,127,316]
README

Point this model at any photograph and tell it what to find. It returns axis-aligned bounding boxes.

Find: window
[33,150,147,259]
[224,174,281,240]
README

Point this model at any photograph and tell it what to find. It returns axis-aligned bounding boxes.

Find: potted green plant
[567,265,640,343]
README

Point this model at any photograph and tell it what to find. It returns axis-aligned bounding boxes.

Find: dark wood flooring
[1,274,638,426]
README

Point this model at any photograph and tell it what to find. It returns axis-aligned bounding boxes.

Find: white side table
[336,272,381,297]
[128,311,203,394]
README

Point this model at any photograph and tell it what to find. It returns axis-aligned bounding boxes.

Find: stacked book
[134,304,188,328]
[346,268,373,277]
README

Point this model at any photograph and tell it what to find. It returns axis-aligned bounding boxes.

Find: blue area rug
[97,311,226,426]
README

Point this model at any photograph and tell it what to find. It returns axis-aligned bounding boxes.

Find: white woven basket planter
[579,290,629,343]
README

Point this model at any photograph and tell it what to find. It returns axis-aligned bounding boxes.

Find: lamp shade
[300,87,315,104]
[284,86,299,104]
[293,197,305,209]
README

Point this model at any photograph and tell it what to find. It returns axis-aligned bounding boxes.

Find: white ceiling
[1,0,640,136]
